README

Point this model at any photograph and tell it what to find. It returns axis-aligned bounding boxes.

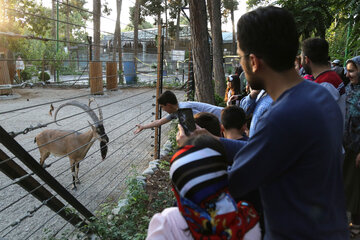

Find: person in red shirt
[301,38,346,124]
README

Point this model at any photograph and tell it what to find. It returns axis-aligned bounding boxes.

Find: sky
[43,0,248,35]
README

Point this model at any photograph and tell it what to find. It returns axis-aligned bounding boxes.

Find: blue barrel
[123,61,137,84]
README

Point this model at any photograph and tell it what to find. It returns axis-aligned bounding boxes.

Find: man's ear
[249,53,261,72]
[304,56,310,65]
[220,124,225,133]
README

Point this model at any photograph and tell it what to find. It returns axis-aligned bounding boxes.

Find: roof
[102,27,235,44]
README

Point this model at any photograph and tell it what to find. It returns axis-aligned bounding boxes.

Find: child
[221,106,248,141]
[146,135,261,240]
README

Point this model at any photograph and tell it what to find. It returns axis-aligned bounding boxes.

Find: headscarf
[346,56,360,70]
[344,56,360,151]
[170,144,258,240]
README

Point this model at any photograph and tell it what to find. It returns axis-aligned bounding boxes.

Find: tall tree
[112,0,123,83]
[188,0,215,104]
[223,0,238,54]
[93,0,101,61]
[51,0,56,76]
[65,0,70,62]
[208,0,226,97]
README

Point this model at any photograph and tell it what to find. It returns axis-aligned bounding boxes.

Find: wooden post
[106,61,118,91]
[0,61,12,95]
[89,61,103,95]
[154,20,162,159]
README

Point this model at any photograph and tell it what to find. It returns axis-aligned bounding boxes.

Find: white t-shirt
[16,60,25,70]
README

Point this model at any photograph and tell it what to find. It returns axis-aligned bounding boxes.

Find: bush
[215,93,226,107]
[38,71,50,81]
[20,69,32,81]
[21,66,37,80]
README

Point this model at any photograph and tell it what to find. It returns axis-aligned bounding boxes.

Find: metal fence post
[154,21,164,159]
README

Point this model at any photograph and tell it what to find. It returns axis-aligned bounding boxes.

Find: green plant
[168,121,179,154]
[21,66,37,80]
[38,71,50,81]
[227,67,233,75]
[59,65,79,75]
[215,93,226,107]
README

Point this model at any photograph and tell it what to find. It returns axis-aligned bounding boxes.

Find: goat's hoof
[76,180,81,184]
[72,185,77,191]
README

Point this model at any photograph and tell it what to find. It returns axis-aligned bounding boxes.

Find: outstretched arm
[134,117,171,134]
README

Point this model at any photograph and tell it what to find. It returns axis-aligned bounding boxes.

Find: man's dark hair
[221,106,246,130]
[194,112,221,137]
[301,38,329,66]
[237,6,299,72]
[157,90,178,105]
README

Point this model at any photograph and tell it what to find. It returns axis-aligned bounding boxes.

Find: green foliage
[102,0,112,16]
[123,21,154,31]
[38,71,50,81]
[168,121,179,154]
[246,0,272,8]
[59,65,80,75]
[21,66,37,80]
[245,0,360,59]
[223,0,239,10]
[82,166,173,240]
[180,16,190,25]
[142,0,164,21]
[215,93,226,107]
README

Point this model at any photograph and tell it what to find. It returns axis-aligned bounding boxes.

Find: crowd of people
[133,5,360,240]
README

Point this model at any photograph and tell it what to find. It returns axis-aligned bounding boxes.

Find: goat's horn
[54,100,100,126]
[88,98,103,124]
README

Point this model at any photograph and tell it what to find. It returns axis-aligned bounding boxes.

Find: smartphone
[177,108,196,136]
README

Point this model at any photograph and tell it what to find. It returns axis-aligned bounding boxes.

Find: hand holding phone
[177,108,196,136]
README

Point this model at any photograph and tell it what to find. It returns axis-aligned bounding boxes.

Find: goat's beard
[98,125,109,160]
[100,139,108,160]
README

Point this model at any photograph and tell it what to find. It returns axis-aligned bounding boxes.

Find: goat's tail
[34,137,37,143]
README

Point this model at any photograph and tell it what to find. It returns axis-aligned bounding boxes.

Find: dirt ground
[0,87,185,240]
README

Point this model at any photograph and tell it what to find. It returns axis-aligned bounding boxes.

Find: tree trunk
[209,0,225,97]
[51,0,56,76]
[93,0,101,61]
[165,0,168,47]
[231,9,236,55]
[174,8,181,49]
[112,0,120,61]
[133,0,141,73]
[188,0,214,104]
[113,0,123,84]
[66,0,71,63]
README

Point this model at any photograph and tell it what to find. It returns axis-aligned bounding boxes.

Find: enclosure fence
[0,1,195,237]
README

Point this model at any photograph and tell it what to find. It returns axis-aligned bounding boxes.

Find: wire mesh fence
[0,1,191,237]
[0,0,192,89]
[0,88,185,239]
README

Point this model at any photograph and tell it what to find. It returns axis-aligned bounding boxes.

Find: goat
[34,100,109,190]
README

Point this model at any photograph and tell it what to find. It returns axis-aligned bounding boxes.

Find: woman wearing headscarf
[343,56,360,238]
